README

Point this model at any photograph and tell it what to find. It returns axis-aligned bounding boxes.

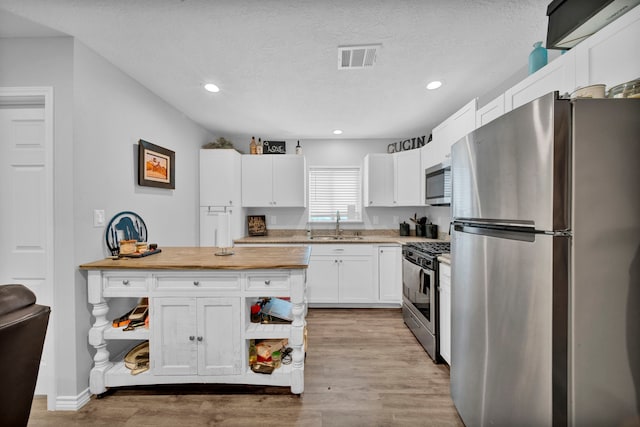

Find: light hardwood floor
[29,308,464,426]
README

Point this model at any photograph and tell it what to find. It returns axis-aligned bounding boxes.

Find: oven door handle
[420,268,434,295]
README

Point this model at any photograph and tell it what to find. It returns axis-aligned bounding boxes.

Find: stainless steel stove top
[405,241,450,257]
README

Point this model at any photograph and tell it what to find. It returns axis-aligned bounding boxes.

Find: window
[308,166,362,222]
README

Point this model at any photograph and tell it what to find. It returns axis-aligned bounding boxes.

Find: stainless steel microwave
[425,161,451,206]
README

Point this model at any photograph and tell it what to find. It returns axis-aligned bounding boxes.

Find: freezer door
[451,225,569,426]
[451,92,570,232]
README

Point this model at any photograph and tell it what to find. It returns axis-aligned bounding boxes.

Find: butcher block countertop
[79,246,311,270]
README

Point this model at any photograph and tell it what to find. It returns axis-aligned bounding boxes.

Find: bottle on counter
[295,140,302,155]
[250,136,257,154]
[256,138,263,154]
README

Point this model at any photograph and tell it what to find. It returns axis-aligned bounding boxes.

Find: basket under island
[79,246,311,396]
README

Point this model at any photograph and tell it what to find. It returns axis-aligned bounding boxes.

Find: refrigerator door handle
[454,223,536,242]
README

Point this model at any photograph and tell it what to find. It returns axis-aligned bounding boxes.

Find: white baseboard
[55,388,91,411]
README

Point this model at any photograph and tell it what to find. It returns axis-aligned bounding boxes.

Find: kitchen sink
[308,235,364,241]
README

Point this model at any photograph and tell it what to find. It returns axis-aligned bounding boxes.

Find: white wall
[0,36,79,400]
[1,36,214,404]
[243,137,430,232]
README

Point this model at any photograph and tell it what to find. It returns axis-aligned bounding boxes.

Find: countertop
[234,229,446,245]
[79,246,311,270]
[438,254,451,265]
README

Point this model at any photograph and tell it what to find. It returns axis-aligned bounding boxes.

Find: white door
[339,256,375,302]
[151,297,198,375]
[197,297,241,376]
[0,105,52,396]
[272,155,305,207]
[241,155,273,206]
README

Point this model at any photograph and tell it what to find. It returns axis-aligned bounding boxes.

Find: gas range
[402,240,450,362]
[405,241,451,257]
[403,241,450,272]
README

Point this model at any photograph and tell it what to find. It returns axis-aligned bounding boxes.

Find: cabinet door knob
[264,280,271,285]
[193,281,200,286]
[189,336,195,341]
[197,336,203,342]
[229,200,233,205]
[122,280,130,285]
[334,259,338,263]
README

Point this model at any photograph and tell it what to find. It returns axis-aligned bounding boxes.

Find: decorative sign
[387,135,428,153]
[263,140,286,154]
[247,215,267,236]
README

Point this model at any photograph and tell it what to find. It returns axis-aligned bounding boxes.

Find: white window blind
[308,166,362,222]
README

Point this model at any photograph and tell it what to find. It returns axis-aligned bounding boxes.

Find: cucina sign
[387,135,430,153]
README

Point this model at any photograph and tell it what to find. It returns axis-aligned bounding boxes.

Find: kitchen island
[80,246,310,396]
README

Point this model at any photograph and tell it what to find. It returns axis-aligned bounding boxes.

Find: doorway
[0,87,55,409]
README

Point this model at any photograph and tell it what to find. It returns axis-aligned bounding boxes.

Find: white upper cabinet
[427,98,477,170]
[241,155,306,207]
[504,51,576,111]
[504,5,639,113]
[200,149,241,207]
[363,152,423,207]
[394,150,423,206]
[363,153,394,207]
[476,94,505,128]
[573,4,640,90]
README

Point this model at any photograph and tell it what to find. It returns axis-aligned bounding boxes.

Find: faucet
[335,210,341,236]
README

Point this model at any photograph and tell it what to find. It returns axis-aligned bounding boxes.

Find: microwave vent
[338,44,380,69]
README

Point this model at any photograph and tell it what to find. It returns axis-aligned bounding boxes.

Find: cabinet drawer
[103,273,149,296]
[155,274,240,290]
[245,273,290,292]
[310,244,373,257]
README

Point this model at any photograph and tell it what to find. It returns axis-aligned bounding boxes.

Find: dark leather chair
[0,284,51,427]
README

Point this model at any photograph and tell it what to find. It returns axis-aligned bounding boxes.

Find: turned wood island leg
[289,269,307,394]
[87,270,112,395]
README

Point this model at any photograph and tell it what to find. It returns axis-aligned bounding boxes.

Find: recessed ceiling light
[426,81,442,90]
[204,83,220,93]
[333,129,343,135]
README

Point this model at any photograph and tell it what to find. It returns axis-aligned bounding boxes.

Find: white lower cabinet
[307,244,401,306]
[152,297,241,376]
[438,262,451,365]
[307,245,375,304]
[378,245,402,304]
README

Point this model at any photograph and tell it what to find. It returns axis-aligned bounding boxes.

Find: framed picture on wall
[138,139,175,189]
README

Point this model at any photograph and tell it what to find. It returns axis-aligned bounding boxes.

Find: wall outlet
[372,215,379,225]
[270,215,277,225]
[93,209,105,227]
[393,215,399,224]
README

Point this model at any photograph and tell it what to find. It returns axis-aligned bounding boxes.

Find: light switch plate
[93,209,105,227]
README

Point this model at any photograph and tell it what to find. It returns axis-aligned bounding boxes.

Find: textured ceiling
[0,0,552,140]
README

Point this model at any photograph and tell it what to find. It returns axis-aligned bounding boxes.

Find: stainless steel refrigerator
[450,92,640,426]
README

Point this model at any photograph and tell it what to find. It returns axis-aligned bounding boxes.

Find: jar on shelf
[250,303,261,323]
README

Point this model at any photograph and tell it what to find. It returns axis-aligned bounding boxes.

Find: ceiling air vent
[338,44,380,70]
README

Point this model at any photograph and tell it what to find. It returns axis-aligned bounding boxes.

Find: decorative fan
[105,211,148,255]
